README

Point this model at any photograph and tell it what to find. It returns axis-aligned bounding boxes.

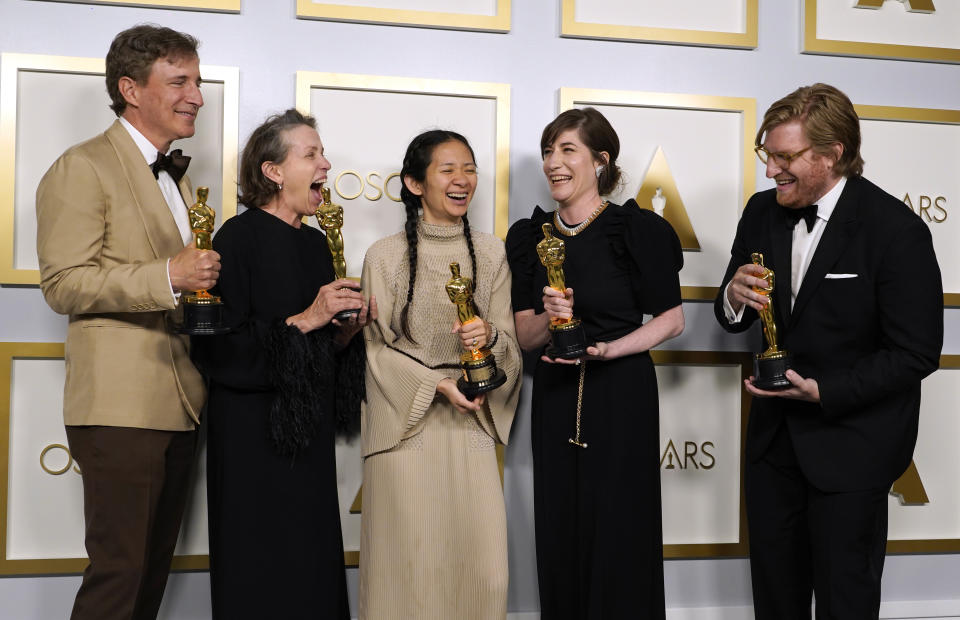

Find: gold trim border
[651,350,752,558]
[561,0,757,49]
[32,0,240,11]
[559,88,756,302]
[855,103,960,307]
[888,354,960,554]
[803,0,960,64]
[0,53,240,286]
[296,72,511,240]
[296,0,510,33]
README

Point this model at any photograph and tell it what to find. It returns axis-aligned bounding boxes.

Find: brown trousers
[66,425,198,620]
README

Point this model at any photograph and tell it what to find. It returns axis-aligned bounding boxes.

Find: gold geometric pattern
[635,146,700,251]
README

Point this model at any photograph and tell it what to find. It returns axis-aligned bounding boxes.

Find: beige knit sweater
[358,219,521,620]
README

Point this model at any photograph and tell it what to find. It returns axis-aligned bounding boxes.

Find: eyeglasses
[754,145,811,167]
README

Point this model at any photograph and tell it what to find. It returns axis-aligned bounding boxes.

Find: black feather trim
[262,321,335,457]
[333,333,365,439]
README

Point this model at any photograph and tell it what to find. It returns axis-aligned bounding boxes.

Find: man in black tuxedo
[714,83,943,618]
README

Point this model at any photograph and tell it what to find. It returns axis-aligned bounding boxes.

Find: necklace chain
[553,201,608,236]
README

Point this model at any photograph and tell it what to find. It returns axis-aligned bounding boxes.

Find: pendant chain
[568,360,588,448]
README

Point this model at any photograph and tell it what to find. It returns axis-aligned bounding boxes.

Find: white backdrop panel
[888,366,960,542]
[580,103,743,292]
[815,0,960,49]
[574,0,747,34]
[12,67,226,272]
[658,363,742,546]
[858,118,959,297]
[308,86,498,278]
[6,358,208,561]
[309,0,496,15]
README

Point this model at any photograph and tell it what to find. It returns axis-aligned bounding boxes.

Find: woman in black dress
[194,109,374,619]
[505,108,685,619]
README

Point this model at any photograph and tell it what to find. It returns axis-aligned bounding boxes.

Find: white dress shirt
[723,176,848,324]
[118,117,193,302]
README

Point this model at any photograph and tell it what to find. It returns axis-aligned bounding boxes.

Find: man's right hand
[726,263,771,313]
[169,243,221,293]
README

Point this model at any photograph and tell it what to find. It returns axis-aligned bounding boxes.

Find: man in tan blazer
[35,25,220,620]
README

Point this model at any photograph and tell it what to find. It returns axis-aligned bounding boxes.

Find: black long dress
[505,201,682,620]
[193,207,363,620]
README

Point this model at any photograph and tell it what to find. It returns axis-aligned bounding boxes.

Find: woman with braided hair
[358,130,521,619]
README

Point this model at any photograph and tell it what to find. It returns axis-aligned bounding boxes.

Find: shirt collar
[812,176,846,223]
[118,116,169,165]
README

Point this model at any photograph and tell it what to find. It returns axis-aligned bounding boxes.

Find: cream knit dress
[358,219,521,620]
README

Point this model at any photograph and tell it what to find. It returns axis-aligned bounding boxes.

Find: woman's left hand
[333,294,378,345]
[540,341,610,365]
[452,317,490,351]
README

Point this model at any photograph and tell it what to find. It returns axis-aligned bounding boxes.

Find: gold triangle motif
[350,485,363,514]
[890,460,930,505]
[635,146,700,251]
[855,0,935,12]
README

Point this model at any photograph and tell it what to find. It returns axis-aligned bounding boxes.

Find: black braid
[461,214,479,304]
[397,129,480,341]
[399,187,420,343]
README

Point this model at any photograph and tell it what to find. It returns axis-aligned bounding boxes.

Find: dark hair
[540,107,622,195]
[238,109,317,209]
[398,130,479,343]
[105,25,199,116]
[757,83,864,177]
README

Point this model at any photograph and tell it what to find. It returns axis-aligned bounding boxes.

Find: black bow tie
[151,149,190,183]
[783,204,818,233]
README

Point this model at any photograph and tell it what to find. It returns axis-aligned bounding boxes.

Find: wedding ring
[472,337,478,347]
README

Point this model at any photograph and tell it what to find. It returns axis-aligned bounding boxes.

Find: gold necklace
[553,201,608,236]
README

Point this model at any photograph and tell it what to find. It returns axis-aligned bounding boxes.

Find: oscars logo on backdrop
[855,0,936,13]
[659,439,716,470]
[635,146,701,251]
[902,193,948,223]
[331,170,403,202]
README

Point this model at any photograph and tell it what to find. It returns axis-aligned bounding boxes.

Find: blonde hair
[757,83,864,177]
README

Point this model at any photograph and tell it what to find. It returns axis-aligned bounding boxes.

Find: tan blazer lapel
[104,120,185,260]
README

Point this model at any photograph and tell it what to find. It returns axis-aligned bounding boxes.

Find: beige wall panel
[562,0,757,48]
[297,0,509,31]
[0,54,238,285]
[887,359,960,552]
[804,0,960,63]
[657,359,744,550]
[0,343,208,574]
[560,89,756,300]
[856,106,960,306]
[298,73,510,279]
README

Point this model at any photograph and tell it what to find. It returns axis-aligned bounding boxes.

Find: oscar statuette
[536,222,588,359]
[750,252,792,390]
[315,186,359,321]
[181,187,229,335]
[445,262,507,398]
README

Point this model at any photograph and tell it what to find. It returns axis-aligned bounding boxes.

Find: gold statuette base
[751,350,792,391]
[180,293,229,336]
[545,317,589,360]
[458,348,507,399]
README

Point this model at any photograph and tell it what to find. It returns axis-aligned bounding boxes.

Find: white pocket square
[825,273,858,279]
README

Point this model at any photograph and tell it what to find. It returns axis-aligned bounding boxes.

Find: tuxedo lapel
[768,204,793,325]
[789,181,861,326]
[104,121,185,260]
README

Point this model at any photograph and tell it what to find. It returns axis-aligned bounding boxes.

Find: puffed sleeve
[505,217,537,313]
[620,200,683,315]
[360,244,446,458]
[505,205,551,313]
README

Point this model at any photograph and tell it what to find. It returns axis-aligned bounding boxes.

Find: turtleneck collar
[417,217,464,241]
